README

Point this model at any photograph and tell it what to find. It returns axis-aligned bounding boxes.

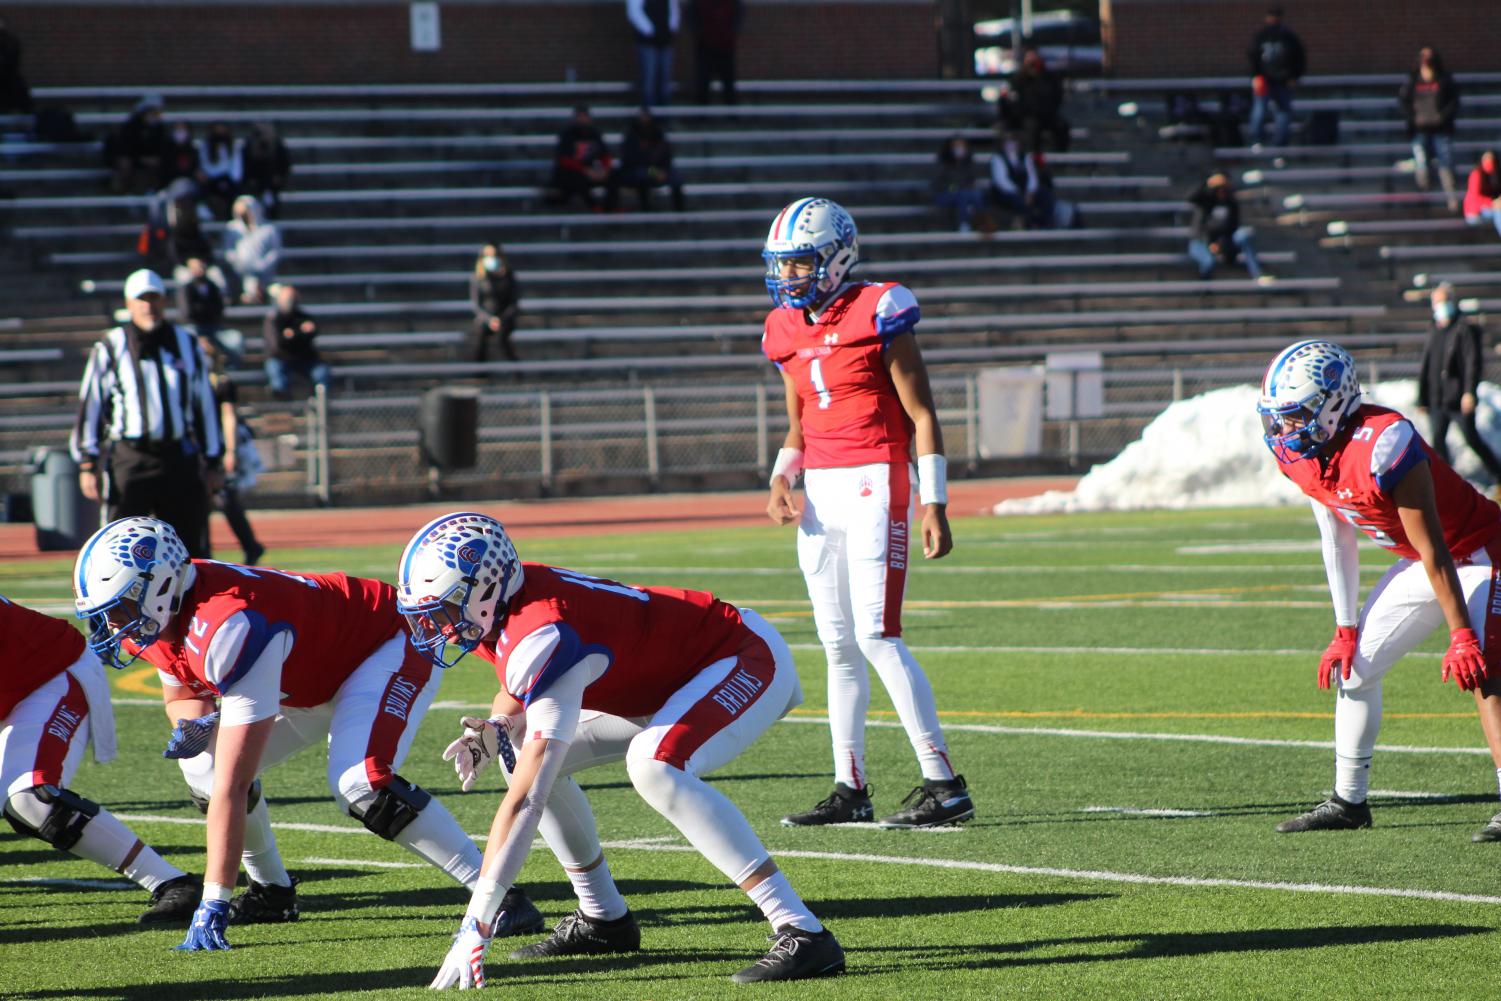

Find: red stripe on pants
[31,674,89,787]
[1484,540,1501,680]
[881,463,911,638]
[653,632,776,770]
[363,642,434,790]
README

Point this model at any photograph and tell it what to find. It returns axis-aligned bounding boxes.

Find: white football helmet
[763,197,860,309]
[73,517,194,668]
[397,512,524,669]
[1257,340,1363,464]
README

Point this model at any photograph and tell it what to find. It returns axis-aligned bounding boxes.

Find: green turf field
[3,506,1499,1000]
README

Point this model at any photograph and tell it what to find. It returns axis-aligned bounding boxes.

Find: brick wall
[4,1,939,87]
[1106,0,1497,77]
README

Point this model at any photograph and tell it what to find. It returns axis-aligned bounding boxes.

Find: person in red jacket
[1463,149,1501,236]
[1257,339,1501,842]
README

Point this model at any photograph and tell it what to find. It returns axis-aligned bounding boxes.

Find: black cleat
[493,885,546,937]
[878,775,975,829]
[509,908,640,959]
[227,876,299,924]
[1473,811,1501,843]
[1275,796,1373,833]
[781,783,874,827]
[138,873,202,925]
[730,926,846,983]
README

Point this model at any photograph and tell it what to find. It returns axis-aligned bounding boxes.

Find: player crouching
[397,512,845,987]
[1258,340,1501,841]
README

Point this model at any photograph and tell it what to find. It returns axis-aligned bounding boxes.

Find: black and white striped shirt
[70,322,222,466]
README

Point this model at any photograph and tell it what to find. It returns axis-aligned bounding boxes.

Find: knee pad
[348,774,431,841]
[3,785,100,852]
[189,778,263,816]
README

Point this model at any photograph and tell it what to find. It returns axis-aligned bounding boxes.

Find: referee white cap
[124,268,166,301]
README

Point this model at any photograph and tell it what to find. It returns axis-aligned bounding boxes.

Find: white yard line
[1080,806,1216,818]
[1,877,135,890]
[302,856,422,869]
[1368,789,1469,802]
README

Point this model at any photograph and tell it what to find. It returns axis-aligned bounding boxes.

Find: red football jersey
[762,282,920,469]
[136,561,404,707]
[1279,404,1500,561]
[0,595,87,718]
[473,564,747,719]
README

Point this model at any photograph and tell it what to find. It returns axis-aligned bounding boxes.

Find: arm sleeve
[201,610,293,726]
[1310,500,1361,628]
[70,342,107,463]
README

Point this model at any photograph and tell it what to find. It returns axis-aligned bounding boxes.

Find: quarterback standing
[761,196,974,829]
[72,516,543,951]
[1258,340,1501,841]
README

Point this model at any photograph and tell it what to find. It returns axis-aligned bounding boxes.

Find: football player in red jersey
[397,512,844,988]
[760,196,974,829]
[0,594,202,923]
[72,517,543,951]
[1259,340,1501,840]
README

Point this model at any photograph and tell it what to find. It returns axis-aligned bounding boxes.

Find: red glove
[1441,627,1488,692]
[1317,626,1359,690]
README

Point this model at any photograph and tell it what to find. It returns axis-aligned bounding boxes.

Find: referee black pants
[106,440,212,557]
[1429,409,1501,485]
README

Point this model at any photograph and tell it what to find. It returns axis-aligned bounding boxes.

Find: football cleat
[1472,811,1501,843]
[509,908,640,959]
[138,872,202,925]
[494,886,546,938]
[1275,796,1373,833]
[227,876,299,924]
[781,783,874,827]
[878,775,975,829]
[730,926,846,983]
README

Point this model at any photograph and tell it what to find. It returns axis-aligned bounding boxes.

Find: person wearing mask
[105,95,167,194]
[176,257,239,364]
[71,268,222,557]
[616,107,685,212]
[223,195,281,304]
[1400,47,1461,211]
[998,48,1070,154]
[196,122,244,219]
[1247,7,1306,148]
[1464,150,1501,237]
[1186,173,1267,282]
[262,284,331,399]
[988,130,1057,230]
[933,135,986,233]
[549,106,617,212]
[1418,283,1501,491]
[626,0,680,109]
[470,244,520,364]
[159,121,200,191]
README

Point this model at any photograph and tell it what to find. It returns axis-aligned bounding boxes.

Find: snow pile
[996,380,1501,515]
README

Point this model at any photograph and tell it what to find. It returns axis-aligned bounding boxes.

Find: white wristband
[917,453,948,506]
[466,878,504,928]
[203,881,233,903]
[770,447,804,487]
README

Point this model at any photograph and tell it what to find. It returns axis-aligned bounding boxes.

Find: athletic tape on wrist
[770,447,804,487]
[203,881,233,903]
[917,453,948,506]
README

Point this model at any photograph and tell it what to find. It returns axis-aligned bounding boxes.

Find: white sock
[1334,754,1371,804]
[825,640,869,789]
[240,796,291,888]
[71,809,183,892]
[391,797,483,888]
[568,857,628,922]
[1494,768,1501,803]
[858,636,956,781]
[747,870,821,934]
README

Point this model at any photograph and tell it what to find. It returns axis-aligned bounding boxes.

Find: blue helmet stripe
[781,197,814,245]
[75,527,109,603]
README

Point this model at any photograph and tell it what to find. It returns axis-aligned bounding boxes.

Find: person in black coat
[1399,47,1461,209]
[550,105,617,211]
[1247,7,1306,147]
[470,243,520,364]
[616,107,685,212]
[1185,173,1265,280]
[997,48,1070,153]
[1418,283,1501,485]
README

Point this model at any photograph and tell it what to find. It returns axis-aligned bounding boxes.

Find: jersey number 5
[809,358,833,410]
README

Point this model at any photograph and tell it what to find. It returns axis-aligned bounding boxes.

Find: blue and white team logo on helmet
[73,517,194,668]
[397,511,523,669]
[762,197,860,309]
[1257,340,1363,464]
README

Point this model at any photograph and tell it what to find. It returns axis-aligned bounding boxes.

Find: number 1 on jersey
[809,358,832,410]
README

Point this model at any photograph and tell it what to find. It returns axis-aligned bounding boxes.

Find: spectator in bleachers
[932,134,986,233]
[470,243,520,364]
[997,48,1070,154]
[617,106,685,211]
[200,338,264,565]
[195,121,244,219]
[1186,172,1266,282]
[550,105,617,212]
[0,14,31,114]
[164,183,214,268]
[988,130,1073,230]
[1246,6,1305,148]
[177,256,238,365]
[243,122,292,218]
[627,0,680,108]
[103,95,167,194]
[223,194,281,304]
[263,283,331,399]
[1418,282,1501,488]
[689,0,741,105]
[1400,47,1461,212]
[158,121,201,190]
[1463,150,1501,237]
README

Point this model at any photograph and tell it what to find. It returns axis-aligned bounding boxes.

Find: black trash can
[31,448,99,551]
[419,387,479,472]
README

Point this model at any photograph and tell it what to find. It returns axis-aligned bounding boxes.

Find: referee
[70,268,223,556]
